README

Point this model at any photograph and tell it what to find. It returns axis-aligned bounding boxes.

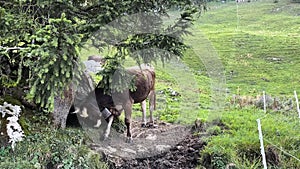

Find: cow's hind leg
[141,100,147,127]
[148,90,156,127]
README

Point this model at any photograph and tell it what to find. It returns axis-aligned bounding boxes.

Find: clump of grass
[200,108,300,168]
[0,110,108,169]
[0,127,108,169]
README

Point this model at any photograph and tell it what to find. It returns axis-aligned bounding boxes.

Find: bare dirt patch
[89,120,206,169]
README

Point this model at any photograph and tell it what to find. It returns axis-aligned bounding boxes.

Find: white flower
[0,102,20,117]
[0,102,25,150]
[7,116,19,123]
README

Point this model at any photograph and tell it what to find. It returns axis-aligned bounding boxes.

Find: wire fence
[257,90,300,168]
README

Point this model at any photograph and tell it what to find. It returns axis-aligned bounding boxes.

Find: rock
[176,146,184,150]
[122,148,137,154]
[137,145,147,152]
[145,134,157,140]
[107,146,117,153]
[155,145,171,152]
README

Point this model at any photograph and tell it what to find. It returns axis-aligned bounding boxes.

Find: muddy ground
[88,120,207,169]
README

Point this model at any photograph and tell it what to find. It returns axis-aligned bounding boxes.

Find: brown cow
[79,64,156,143]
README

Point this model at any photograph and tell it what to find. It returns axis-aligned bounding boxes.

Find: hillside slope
[182,0,300,168]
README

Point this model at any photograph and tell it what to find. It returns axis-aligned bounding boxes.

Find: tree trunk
[52,71,95,128]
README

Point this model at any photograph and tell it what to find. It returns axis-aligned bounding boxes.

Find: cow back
[127,66,155,103]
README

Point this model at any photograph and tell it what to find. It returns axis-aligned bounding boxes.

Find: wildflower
[0,102,25,150]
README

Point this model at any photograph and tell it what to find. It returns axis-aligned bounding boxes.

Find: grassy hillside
[6,1,298,168]
[181,0,300,168]
[60,1,300,168]
[187,0,300,96]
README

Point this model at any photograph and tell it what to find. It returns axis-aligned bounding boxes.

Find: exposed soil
[89,120,207,169]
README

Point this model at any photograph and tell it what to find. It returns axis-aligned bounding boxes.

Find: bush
[0,128,108,169]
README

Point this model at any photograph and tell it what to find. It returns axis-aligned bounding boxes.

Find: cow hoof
[147,122,157,128]
[149,124,158,128]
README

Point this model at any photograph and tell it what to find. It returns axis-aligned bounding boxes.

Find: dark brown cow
[80,64,156,143]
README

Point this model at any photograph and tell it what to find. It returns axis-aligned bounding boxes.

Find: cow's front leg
[125,117,132,143]
[94,118,101,128]
[102,115,114,141]
[124,100,133,143]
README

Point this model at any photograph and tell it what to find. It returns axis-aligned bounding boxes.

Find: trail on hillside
[89,120,206,169]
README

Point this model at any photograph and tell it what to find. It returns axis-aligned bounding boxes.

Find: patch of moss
[0,95,22,107]
[0,118,8,147]
[18,116,30,135]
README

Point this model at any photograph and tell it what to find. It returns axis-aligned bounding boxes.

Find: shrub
[0,128,108,169]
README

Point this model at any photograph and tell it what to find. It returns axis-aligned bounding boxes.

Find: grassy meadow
[79,1,300,168]
[3,1,299,168]
[182,0,300,168]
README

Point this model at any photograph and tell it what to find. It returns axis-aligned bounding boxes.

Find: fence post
[263,91,266,113]
[257,119,267,169]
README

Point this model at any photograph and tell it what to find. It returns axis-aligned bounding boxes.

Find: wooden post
[263,91,266,113]
[257,119,267,169]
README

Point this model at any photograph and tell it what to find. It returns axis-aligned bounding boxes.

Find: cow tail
[154,91,156,110]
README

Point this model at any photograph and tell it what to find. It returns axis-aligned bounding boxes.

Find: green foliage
[157,88,181,123]
[97,51,136,93]
[0,2,84,110]
[26,13,83,109]
[1,107,108,168]
[0,0,207,110]
[206,125,222,135]
[0,146,11,157]
[94,2,206,93]
[0,128,108,169]
[0,6,32,88]
[0,95,22,106]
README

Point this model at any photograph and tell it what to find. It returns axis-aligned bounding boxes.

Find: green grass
[195,0,300,96]
[0,112,108,169]
[74,2,300,168]
[199,108,300,168]
[181,0,300,168]
[44,1,300,167]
